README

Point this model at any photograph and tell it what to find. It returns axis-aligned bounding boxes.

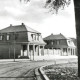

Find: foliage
[45,0,71,13]
[19,0,71,13]
[19,0,30,3]
[46,67,79,80]
[44,63,79,80]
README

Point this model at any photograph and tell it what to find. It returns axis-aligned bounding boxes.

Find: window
[68,40,71,44]
[36,34,39,41]
[7,34,10,40]
[0,35,2,40]
[31,34,36,41]
[31,34,33,39]
[51,41,53,45]
[47,41,49,45]
[37,35,39,40]
[15,34,18,40]
[34,34,36,40]
[31,34,40,41]
[57,40,60,45]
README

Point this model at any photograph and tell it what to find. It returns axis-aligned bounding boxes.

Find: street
[0,58,77,80]
[0,60,56,80]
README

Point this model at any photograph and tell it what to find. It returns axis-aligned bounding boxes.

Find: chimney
[10,24,12,27]
[51,33,53,35]
[60,33,62,35]
[21,23,24,26]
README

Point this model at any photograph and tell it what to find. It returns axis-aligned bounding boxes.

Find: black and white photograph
[0,0,79,80]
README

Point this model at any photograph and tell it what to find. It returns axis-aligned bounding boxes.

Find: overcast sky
[0,0,76,38]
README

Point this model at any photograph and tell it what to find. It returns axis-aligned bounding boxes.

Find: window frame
[7,34,10,40]
[57,40,60,45]
[0,35,2,40]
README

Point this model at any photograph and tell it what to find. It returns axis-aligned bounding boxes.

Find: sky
[0,0,76,38]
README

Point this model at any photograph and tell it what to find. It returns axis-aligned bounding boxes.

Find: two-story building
[0,23,46,60]
[44,33,76,56]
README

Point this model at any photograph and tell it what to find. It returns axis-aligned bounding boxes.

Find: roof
[44,33,67,40]
[0,23,40,33]
[70,38,77,46]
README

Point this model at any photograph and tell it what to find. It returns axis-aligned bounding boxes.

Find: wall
[45,39,67,46]
[0,31,28,59]
[0,43,21,59]
[0,31,28,43]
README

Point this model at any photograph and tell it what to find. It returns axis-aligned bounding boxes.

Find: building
[43,33,76,56]
[0,23,46,60]
[70,38,77,55]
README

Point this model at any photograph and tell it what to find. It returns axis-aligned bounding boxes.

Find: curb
[35,68,43,80]
[39,66,50,80]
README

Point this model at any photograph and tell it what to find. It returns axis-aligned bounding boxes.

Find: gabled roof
[44,33,67,40]
[0,23,40,33]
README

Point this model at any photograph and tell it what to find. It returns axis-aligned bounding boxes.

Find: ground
[0,59,56,80]
[0,58,77,80]
[44,62,78,80]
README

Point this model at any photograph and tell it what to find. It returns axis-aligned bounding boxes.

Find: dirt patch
[43,62,79,80]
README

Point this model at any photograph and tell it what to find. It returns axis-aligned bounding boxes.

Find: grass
[43,62,80,80]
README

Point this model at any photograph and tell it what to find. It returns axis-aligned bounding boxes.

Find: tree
[74,0,80,77]
[45,0,71,13]
[20,0,80,77]
[46,0,80,77]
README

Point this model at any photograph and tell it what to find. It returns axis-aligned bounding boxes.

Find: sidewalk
[0,59,31,64]
[0,56,77,63]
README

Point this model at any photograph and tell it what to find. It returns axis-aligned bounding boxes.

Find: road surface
[0,58,77,80]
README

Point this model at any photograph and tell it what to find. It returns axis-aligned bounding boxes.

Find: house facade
[0,23,46,60]
[44,33,76,56]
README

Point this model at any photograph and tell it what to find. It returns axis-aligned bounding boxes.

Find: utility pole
[9,45,10,59]
[14,43,15,62]
[13,32,16,62]
[8,41,10,59]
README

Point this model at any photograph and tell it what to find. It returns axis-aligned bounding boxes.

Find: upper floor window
[37,34,39,41]
[68,40,73,45]
[31,34,36,41]
[34,34,36,40]
[51,41,53,45]
[7,34,10,40]
[37,35,39,40]
[31,33,40,41]
[68,40,71,44]
[31,34,33,39]
[57,40,60,45]
[0,35,2,40]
